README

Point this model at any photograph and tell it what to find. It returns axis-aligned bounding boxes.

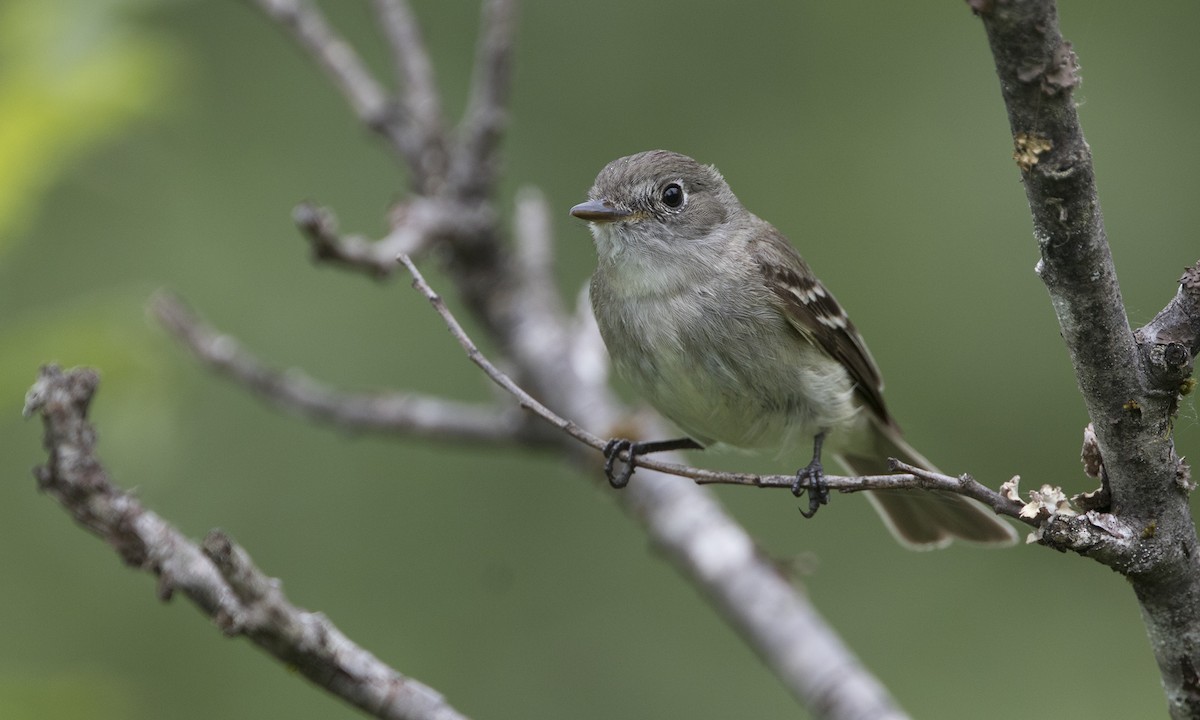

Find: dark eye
[661,183,684,208]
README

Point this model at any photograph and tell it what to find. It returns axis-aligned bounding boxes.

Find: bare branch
[371,0,446,189]
[512,187,557,302]
[567,286,612,391]
[372,0,440,126]
[252,0,407,156]
[398,254,598,448]
[369,0,446,188]
[152,290,542,445]
[23,365,469,720]
[625,466,910,720]
[398,255,1032,526]
[978,0,1160,518]
[975,2,1200,714]
[449,0,517,201]
[292,200,491,279]
[1137,260,1200,392]
[293,201,401,278]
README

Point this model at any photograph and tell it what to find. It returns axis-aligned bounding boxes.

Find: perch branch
[23,365,468,720]
[398,255,1034,525]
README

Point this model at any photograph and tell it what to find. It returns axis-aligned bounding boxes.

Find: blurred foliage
[0,674,139,720]
[3,1,1199,719]
[0,0,176,254]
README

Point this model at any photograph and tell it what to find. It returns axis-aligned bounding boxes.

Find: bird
[570,150,1017,549]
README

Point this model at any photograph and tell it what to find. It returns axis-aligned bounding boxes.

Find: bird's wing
[748,221,894,427]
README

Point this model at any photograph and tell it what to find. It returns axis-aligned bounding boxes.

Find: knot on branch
[1036,510,1138,566]
[23,364,100,421]
[1136,261,1200,397]
[1181,262,1200,294]
[1143,341,1194,392]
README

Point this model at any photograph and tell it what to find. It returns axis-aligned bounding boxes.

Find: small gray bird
[571,150,1016,549]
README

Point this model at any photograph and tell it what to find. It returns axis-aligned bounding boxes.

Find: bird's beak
[570,199,632,223]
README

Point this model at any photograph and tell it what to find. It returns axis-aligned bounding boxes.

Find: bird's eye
[661,183,684,209]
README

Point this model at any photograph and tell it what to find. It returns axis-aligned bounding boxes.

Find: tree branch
[974,2,1200,715]
[152,290,544,445]
[251,0,407,155]
[291,200,492,280]
[371,0,446,189]
[23,365,469,720]
[1137,261,1200,390]
[448,0,517,202]
[398,254,1037,525]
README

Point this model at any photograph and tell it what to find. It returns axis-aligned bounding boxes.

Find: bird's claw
[603,438,636,489]
[792,458,828,519]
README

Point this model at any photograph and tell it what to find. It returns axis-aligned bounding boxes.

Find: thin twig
[293,202,400,278]
[373,0,440,126]
[449,0,517,200]
[293,200,482,278]
[371,0,445,188]
[397,254,1034,524]
[24,365,469,720]
[251,0,406,154]
[152,290,544,445]
[398,254,599,445]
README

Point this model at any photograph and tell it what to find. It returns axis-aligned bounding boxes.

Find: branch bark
[252,0,404,155]
[399,254,1036,527]
[152,290,547,445]
[975,2,1200,715]
[23,365,469,720]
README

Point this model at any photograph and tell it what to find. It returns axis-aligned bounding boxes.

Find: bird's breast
[590,273,862,450]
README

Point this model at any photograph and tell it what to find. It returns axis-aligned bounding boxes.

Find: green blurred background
[2,1,1197,717]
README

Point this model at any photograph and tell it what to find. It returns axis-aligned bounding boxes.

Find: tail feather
[836,421,1018,550]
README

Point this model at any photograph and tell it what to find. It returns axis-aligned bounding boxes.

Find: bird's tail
[836,419,1018,550]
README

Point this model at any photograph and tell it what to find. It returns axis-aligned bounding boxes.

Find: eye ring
[661,182,684,209]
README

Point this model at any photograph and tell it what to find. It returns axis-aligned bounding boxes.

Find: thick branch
[23,365,468,720]
[975,2,1200,715]
[979,0,1151,509]
[624,465,910,720]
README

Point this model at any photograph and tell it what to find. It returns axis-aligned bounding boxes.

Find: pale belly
[596,282,864,452]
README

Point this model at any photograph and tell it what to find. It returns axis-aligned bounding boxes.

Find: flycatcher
[570,150,1016,549]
